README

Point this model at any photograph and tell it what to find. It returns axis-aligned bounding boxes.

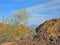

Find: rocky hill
[36,18,60,45]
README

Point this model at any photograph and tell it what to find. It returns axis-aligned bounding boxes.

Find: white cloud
[27,14,46,25]
[26,0,60,25]
[27,0,60,15]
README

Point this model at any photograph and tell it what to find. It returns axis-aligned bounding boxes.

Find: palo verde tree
[9,9,29,26]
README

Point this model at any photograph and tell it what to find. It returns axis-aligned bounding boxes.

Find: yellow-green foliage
[0,26,20,44]
[22,27,36,39]
[0,24,36,44]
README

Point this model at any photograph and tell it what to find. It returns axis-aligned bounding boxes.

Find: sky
[0,0,60,26]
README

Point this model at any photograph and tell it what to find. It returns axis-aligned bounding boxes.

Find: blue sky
[0,0,60,26]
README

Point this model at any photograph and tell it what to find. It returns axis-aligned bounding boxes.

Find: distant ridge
[29,25,37,28]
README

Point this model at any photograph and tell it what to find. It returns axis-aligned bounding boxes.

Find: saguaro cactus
[2,16,5,23]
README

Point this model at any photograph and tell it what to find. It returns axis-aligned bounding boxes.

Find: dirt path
[1,42,18,45]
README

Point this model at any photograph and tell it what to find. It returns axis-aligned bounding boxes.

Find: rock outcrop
[36,18,60,45]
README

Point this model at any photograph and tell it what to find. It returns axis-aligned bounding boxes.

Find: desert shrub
[0,26,21,44]
[19,27,36,39]
[0,25,36,44]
